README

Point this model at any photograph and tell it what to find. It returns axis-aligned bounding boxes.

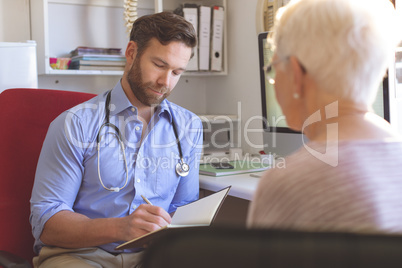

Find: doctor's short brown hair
[129,12,197,57]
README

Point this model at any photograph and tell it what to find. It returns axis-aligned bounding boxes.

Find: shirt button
[131,107,136,112]
[132,204,137,210]
[135,126,141,131]
[137,179,141,183]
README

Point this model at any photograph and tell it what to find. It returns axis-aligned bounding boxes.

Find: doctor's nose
[157,71,171,87]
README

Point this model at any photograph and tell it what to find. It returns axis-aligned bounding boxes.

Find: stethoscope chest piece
[176,159,189,177]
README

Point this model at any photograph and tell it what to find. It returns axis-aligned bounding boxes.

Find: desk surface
[199,172,264,201]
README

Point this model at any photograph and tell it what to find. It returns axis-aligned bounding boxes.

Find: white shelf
[47,0,136,8]
[31,0,227,76]
[42,70,227,77]
[31,0,132,75]
[44,69,124,76]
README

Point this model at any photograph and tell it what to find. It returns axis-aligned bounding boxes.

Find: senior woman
[247,0,402,233]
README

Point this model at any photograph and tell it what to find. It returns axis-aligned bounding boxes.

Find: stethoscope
[96,90,189,192]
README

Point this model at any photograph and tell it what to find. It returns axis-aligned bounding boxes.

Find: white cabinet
[31,0,227,76]
[0,42,38,93]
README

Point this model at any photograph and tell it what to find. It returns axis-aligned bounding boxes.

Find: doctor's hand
[119,204,172,241]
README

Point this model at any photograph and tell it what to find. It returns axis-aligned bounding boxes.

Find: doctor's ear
[125,41,138,64]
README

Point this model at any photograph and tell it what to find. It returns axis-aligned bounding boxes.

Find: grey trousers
[33,246,144,268]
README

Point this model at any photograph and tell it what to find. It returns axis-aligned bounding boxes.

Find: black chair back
[142,226,402,268]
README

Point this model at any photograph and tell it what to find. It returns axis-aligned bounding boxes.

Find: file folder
[210,6,224,72]
[199,6,211,71]
[183,4,199,71]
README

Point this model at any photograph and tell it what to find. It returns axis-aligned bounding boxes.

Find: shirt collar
[109,81,173,122]
[158,99,173,123]
[109,81,132,116]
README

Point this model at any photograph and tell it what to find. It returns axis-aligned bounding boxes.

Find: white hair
[270,0,402,105]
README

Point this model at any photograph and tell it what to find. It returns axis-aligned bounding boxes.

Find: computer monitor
[258,31,391,156]
[258,32,301,134]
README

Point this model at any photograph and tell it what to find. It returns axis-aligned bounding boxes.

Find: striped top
[247,139,402,234]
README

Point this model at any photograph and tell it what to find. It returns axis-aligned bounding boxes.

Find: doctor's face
[126,38,192,107]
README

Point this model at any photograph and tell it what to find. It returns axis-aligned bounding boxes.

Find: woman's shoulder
[262,139,402,184]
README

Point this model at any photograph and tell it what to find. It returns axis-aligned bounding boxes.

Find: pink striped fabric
[247,139,402,234]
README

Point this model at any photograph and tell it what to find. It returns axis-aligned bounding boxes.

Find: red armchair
[0,88,96,267]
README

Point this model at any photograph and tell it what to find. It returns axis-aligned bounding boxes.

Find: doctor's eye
[154,63,163,68]
[172,70,183,76]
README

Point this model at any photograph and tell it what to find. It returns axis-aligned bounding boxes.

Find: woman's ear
[289,56,305,98]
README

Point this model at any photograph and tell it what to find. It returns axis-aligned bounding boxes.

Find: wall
[205,0,265,154]
[0,0,31,42]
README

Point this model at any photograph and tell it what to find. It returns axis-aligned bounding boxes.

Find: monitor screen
[375,72,391,122]
[258,31,390,135]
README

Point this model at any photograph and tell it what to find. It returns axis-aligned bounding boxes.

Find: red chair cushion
[0,88,96,264]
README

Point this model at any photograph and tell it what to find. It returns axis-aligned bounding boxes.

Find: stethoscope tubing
[96,90,189,192]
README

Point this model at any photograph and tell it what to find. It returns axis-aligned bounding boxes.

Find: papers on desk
[199,160,270,177]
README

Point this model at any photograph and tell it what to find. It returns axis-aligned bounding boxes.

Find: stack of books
[69,46,126,71]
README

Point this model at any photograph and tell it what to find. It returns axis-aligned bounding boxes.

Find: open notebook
[116,186,231,250]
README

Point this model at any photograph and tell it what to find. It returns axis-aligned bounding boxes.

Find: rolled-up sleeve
[30,111,86,249]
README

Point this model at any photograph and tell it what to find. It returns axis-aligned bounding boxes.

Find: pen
[249,173,262,178]
[141,195,153,205]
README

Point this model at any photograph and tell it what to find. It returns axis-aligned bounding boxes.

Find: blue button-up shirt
[30,82,203,254]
